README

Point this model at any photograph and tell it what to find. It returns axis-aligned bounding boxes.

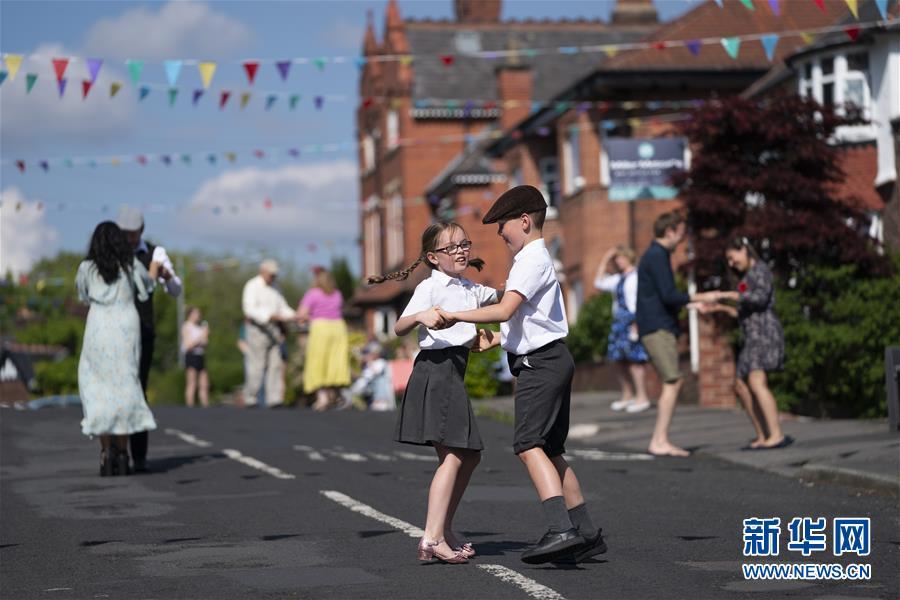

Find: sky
[0,0,700,277]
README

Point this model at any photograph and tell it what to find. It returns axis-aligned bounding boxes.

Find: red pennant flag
[15,160,25,173]
[219,91,231,109]
[484,101,497,110]
[812,0,827,12]
[243,61,259,85]
[440,55,454,67]
[52,58,69,82]
[253,149,265,159]
[651,41,666,50]
[263,197,273,210]
[81,79,93,99]
[136,155,148,165]
[362,97,374,108]
[844,26,860,41]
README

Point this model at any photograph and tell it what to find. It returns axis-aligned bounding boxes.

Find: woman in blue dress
[76,222,158,475]
[595,246,651,412]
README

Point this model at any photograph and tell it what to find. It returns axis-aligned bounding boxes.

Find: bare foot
[749,438,766,449]
[648,442,690,457]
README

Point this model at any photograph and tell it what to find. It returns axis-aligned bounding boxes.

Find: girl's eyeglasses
[434,240,472,254]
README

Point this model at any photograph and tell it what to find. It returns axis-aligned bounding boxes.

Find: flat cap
[481,185,547,224]
[260,259,279,274]
[116,204,144,231]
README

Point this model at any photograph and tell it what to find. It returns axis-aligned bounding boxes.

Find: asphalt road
[2,405,898,600]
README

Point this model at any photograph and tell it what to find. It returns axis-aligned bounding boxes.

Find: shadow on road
[142,452,225,474]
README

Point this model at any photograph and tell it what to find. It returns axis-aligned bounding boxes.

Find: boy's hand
[471,328,498,352]
[433,308,457,330]
[418,307,446,329]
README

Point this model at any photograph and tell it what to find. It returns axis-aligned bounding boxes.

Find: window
[566,280,583,323]
[538,157,560,216]
[364,202,382,277]
[385,195,404,267]
[798,51,874,141]
[362,134,376,172]
[563,126,584,194]
[386,110,399,151]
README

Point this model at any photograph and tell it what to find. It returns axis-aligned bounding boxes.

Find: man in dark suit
[117,205,183,472]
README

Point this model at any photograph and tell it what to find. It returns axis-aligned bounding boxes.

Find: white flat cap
[116,204,144,231]
[260,259,279,274]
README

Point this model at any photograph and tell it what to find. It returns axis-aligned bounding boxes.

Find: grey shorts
[507,340,574,457]
[641,329,682,383]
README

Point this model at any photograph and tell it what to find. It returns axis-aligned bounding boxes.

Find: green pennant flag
[181,154,191,165]
[721,37,741,59]
[739,0,755,9]
[168,88,178,106]
[313,57,327,71]
[289,94,300,110]
[126,59,144,85]
[26,73,38,93]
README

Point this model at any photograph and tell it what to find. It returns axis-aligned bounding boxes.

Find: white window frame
[562,127,584,195]
[362,134,376,172]
[538,156,560,219]
[386,110,399,151]
[797,50,875,142]
[364,198,382,277]
[385,194,404,267]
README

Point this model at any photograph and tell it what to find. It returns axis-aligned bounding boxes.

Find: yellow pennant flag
[399,55,414,66]
[198,61,217,89]
[110,81,123,97]
[800,32,815,45]
[240,92,251,109]
[110,157,121,166]
[3,54,23,81]
[225,152,236,163]
[844,0,858,18]
[602,45,619,58]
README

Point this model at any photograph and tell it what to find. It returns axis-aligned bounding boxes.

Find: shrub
[567,294,613,363]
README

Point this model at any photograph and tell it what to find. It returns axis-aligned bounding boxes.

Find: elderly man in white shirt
[242,259,296,407]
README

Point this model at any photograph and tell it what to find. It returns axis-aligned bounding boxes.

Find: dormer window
[798,50,874,142]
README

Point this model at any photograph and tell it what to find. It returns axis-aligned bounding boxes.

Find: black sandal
[115,451,131,476]
[100,449,114,477]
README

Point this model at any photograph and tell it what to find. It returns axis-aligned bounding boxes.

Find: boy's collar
[514,238,546,260]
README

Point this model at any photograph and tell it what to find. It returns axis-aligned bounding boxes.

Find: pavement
[474,391,900,497]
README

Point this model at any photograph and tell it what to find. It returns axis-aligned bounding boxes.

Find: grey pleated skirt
[394,346,483,451]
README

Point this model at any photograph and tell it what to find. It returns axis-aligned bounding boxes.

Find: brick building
[354,0,892,406]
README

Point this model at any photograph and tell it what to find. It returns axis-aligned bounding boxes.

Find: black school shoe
[520,528,584,564]
[553,529,608,564]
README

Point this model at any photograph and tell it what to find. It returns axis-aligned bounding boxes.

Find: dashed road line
[320,490,567,600]
[293,445,326,461]
[222,448,296,480]
[368,452,396,461]
[394,450,437,462]
[324,450,368,462]
[164,428,213,448]
[570,449,653,461]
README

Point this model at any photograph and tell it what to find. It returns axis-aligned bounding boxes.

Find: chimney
[363,10,378,56]
[384,0,409,53]
[455,0,502,23]
[497,65,532,131]
[611,0,658,26]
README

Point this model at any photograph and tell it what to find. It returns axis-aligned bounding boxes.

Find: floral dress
[606,275,649,363]
[736,262,784,379]
[76,258,158,437]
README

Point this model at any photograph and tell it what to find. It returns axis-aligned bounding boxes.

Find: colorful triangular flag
[39,161,49,172]
[314,96,324,109]
[313,57,327,71]
[602,46,619,58]
[139,85,150,101]
[15,160,25,173]
[81,79,93,99]
[86,58,103,83]
[355,57,367,69]
[800,32,816,45]
[739,0,755,9]
[265,95,277,110]
[110,81,122,97]
[23,73,36,94]
[198,61,216,89]
[276,60,291,81]
[240,91,251,109]
[4,54,22,81]
[844,26,860,41]
[721,37,741,59]
[844,0,858,18]
[812,0,827,13]
[0,71,6,86]
[219,90,231,109]
[52,57,69,82]
[289,94,300,110]
[874,0,888,19]
[767,0,780,15]
[193,89,204,105]
[57,78,67,97]
[761,34,779,61]
[207,154,217,164]
[181,154,192,164]
[440,55,454,67]
[225,152,236,163]
[685,40,701,56]
[126,59,143,85]
[243,61,259,85]
[164,60,182,86]
[168,88,178,106]
[399,55,414,66]
[712,0,723,6]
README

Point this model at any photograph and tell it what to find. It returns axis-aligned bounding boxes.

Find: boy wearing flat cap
[436,185,605,565]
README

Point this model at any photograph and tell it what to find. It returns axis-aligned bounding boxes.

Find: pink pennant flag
[243,61,259,85]
[52,57,69,82]
[82,79,93,99]
[264,197,273,210]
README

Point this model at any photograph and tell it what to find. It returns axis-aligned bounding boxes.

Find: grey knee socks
[542,496,575,532]
[568,503,597,539]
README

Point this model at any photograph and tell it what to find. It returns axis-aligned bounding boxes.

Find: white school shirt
[136,239,183,297]
[400,269,498,350]
[501,239,569,355]
[242,275,296,324]
[594,269,638,314]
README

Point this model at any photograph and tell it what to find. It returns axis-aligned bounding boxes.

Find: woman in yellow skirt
[297,267,351,410]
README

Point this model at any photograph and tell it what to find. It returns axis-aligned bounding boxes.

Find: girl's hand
[471,328,498,352]
[417,307,446,329]
[148,260,161,280]
[433,308,457,330]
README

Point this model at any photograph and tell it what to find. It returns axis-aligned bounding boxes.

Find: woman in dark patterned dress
[595,246,651,413]
[709,237,792,450]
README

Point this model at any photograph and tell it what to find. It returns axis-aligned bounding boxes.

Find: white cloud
[178,160,359,246]
[320,18,365,52]
[0,187,60,277]
[0,43,136,144]
[83,2,253,61]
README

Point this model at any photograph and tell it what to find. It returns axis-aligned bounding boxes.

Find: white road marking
[165,428,212,448]
[222,448,296,480]
[320,490,424,538]
[368,452,395,461]
[568,424,599,439]
[320,490,566,600]
[394,450,437,462]
[42,589,73,592]
[570,449,653,461]
[324,450,368,462]
[477,564,566,600]
[293,445,326,461]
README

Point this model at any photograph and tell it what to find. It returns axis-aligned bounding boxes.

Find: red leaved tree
[674,94,886,285]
